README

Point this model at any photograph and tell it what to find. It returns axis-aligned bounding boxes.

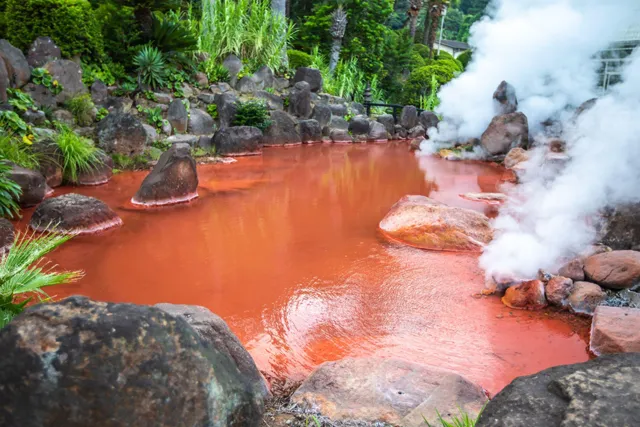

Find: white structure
[599,17,640,91]
[432,40,470,58]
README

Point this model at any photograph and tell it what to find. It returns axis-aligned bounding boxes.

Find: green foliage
[419,75,441,111]
[411,52,427,69]
[423,406,484,427]
[165,66,190,97]
[31,68,63,95]
[81,61,125,86]
[110,153,148,170]
[0,160,22,219]
[0,111,31,138]
[0,134,39,169]
[149,10,198,57]
[54,127,103,183]
[0,230,82,328]
[92,1,142,66]
[96,108,109,121]
[404,62,457,105]
[134,46,167,89]
[7,89,36,113]
[379,29,413,103]
[65,94,96,127]
[232,100,271,131]
[151,139,172,152]
[113,80,138,96]
[457,50,472,69]
[206,103,218,119]
[200,60,230,83]
[287,49,313,70]
[414,44,431,59]
[136,105,165,129]
[4,0,104,60]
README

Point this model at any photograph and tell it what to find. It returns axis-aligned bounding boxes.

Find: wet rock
[600,203,640,250]
[223,54,243,87]
[74,152,113,186]
[328,104,348,117]
[213,126,263,156]
[188,108,215,135]
[311,104,332,128]
[297,120,322,143]
[418,111,439,132]
[503,147,530,169]
[236,76,256,94]
[0,296,262,427]
[545,276,574,306]
[27,37,61,68]
[251,65,274,90]
[132,143,198,206]
[459,193,507,204]
[502,280,547,310]
[324,116,349,133]
[215,92,238,128]
[590,306,640,355]
[348,116,370,135]
[567,281,606,316]
[97,112,147,156]
[408,125,426,139]
[481,112,529,156]
[167,134,198,146]
[155,303,271,403]
[288,81,312,119]
[292,357,487,426]
[584,250,640,290]
[0,218,14,252]
[7,165,46,207]
[254,90,283,110]
[292,67,323,92]
[143,124,159,144]
[476,353,640,427]
[329,129,352,143]
[409,138,422,150]
[91,80,108,105]
[30,193,122,234]
[45,59,86,104]
[52,109,74,126]
[368,121,388,141]
[168,99,188,133]
[262,110,301,146]
[394,124,408,139]
[377,114,395,135]
[400,106,418,129]
[22,109,46,126]
[379,195,493,252]
[493,81,518,115]
[0,39,30,88]
[557,258,585,281]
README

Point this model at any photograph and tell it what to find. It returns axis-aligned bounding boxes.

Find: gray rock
[327,116,349,131]
[197,93,216,104]
[311,104,332,128]
[215,92,238,128]
[368,121,388,141]
[476,353,640,427]
[297,119,322,143]
[400,106,418,129]
[222,54,243,88]
[0,56,8,103]
[254,90,284,110]
[23,82,56,108]
[330,128,352,143]
[348,116,370,135]
[74,151,113,186]
[44,59,86,104]
[22,110,46,126]
[166,134,199,146]
[0,218,14,252]
[104,96,133,114]
[409,125,426,139]
[262,110,301,146]
[394,124,408,139]
[143,124,159,144]
[167,100,188,133]
[7,164,46,207]
[251,66,274,90]
[274,77,290,91]
[288,81,312,119]
[329,104,348,117]
[197,135,213,150]
[493,80,518,115]
[26,37,61,68]
[75,127,96,139]
[97,113,147,156]
[418,111,439,132]
[188,108,215,135]
[31,139,62,188]
[52,109,75,126]
[293,67,323,92]
[154,93,172,105]
[210,82,234,95]
[377,114,395,135]
[480,112,529,155]
[350,102,365,115]
[30,193,121,234]
[600,203,640,250]
[91,80,108,105]
[161,120,172,135]
[0,296,263,427]
[180,83,194,99]
[0,39,30,88]
[236,76,257,94]
[213,126,263,155]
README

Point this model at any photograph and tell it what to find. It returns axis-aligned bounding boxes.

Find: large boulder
[7,165,46,207]
[400,106,418,129]
[0,39,30,88]
[44,59,86,104]
[0,296,263,427]
[74,152,114,186]
[236,76,256,94]
[262,110,301,146]
[418,111,439,131]
[600,203,640,250]
[167,99,188,133]
[213,126,263,156]
[377,114,395,135]
[288,81,312,119]
[480,112,529,155]
[155,303,271,403]
[501,280,547,310]
[215,92,238,128]
[311,104,332,128]
[297,119,322,143]
[476,354,640,427]
[251,65,274,90]
[292,67,323,92]
[0,56,8,103]
[97,113,147,156]
[379,195,493,252]
[584,250,640,290]
[132,143,198,206]
[188,108,215,135]
[368,121,388,141]
[30,193,122,234]
[348,116,370,135]
[590,306,640,355]
[0,218,14,252]
[291,357,487,426]
[254,90,283,110]
[493,80,518,115]
[222,54,243,88]
[26,37,61,68]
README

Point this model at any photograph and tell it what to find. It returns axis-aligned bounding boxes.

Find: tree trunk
[422,7,432,45]
[427,7,443,57]
[330,38,342,73]
[409,12,419,39]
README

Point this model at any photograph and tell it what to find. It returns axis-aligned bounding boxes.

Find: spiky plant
[0,230,82,328]
[54,127,103,183]
[150,11,199,56]
[133,46,168,89]
[0,161,21,219]
[329,6,348,73]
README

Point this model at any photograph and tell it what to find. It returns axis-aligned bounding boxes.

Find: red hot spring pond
[15,143,590,395]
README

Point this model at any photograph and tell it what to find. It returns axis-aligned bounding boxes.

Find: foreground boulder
[584,250,640,289]
[97,112,147,156]
[480,112,529,155]
[297,119,322,143]
[8,165,46,207]
[132,143,198,206]
[400,105,418,129]
[0,296,262,427]
[493,81,518,115]
[0,39,30,88]
[476,353,640,427]
[213,126,263,156]
[293,67,323,92]
[30,194,122,234]
[0,218,14,252]
[262,110,301,146]
[291,357,487,426]
[590,306,640,355]
[379,195,493,252]
[502,280,547,310]
[44,59,86,104]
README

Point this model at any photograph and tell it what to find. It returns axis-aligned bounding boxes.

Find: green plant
[110,153,148,170]
[81,61,125,86]
[133,46,167,90]
[232,100,272,131]
[151,140,172,152]
[166,66,189,97]
[66,94,96,127]
[0,134,39,169]
[143,91,158,102]
[113,81,138,97]
[0,160,21,219]
[420,75,441,111]
[200,59,230,84]
[137,105,165,129]
[191,147,207,157]
[0,111,31,138]
[457,50,473,69]
[54,127,103,183]
[31,68,63,95]
[206,104,218,119]
[150,10,198,57]
[96,108,109,121]
[4,0,104,60]
[0,230,82,328]
[414,43,431,59]
[304,415,321,427]
[287,49,313,70]
[423,406,483,427]
[7,89,36,113]
[404,62,457,105]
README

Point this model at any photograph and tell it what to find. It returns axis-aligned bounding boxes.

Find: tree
[107,0,181,32]
[424,0,449,57]
[407,0,423,39]
[329,6,348,72]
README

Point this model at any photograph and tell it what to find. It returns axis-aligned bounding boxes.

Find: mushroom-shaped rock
[481,112,529,155]
[291,357,487,426]
[213,126,263,156]
[584,250,640,290]
[502,280,547,310]
[7,164,46,207]
[0,296,263,427]
[0,218,14,252]
[30,194,122,234]
[379,195,493,252]
[590,306,640,356]
[132,143,198,206]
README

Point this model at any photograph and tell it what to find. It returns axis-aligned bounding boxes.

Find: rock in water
[480,112,529,155]
[379,195,493,252]
[590,306,640,355]
[545,276,574,306]
[7,165,46,207]
[30,194,122,234]
[0,296,262,427]
[291,357,487,426]
[297,119,322,143]
[0,218,14,252]
[503,147,530,169]
[476,353,640,427]
[262,110,301,146]
[213,126,263,156]
[566,281,606,316]
[584,250,640,289]
[74,152,113,186]
[368,121,388,141]
[502,280,547,310]
[132,143,198,206]
[493,81,518,114]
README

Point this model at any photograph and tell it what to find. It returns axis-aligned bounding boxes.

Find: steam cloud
[423,0,640,279]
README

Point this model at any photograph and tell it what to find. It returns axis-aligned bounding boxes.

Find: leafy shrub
[81,61,125,86]
[113,80,138,97]
[7,89,36,113]
[0,160,22,219]
[457,50,473,69]
[150,10,198,57]
[134,46,167,89]
[4,0,104,60]
[404,63,457,105]
[0,134,39,169]
[434,50,455,61]
[31,68,63,95]
[136,105,165,129]
[414,44,431,59]
[93,1,142,66]
[111,153,148,170]
[207,104,218,119]
[65,94,96,127]
[232,100,272,131]
[201,60,230,84]
[54,127,103,183]
[96,108,109,121]
[411,52,427,69]
[287,49,313,70]
[0,111,31,138]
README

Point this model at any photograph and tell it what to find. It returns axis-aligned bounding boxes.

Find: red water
[15,143,590,395]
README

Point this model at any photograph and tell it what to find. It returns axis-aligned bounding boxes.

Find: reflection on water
[15,144,589,394]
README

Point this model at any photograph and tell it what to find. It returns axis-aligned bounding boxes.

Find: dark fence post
[363,82,372,117]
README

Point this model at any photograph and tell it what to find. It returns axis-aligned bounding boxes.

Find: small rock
[26,37,61,68]
[214,92,238,128]
[273,77,290,91]
[194,72,208,87]
[368,121,388,141]
[297,120,322,143]
[328,104,348,117]
[167,100,188,133]
[154,93,172,105]
[213,126,263,156]
[143,124,159,144]
[377,114,395,135]
[394,124,408,139]
[545,276,574,306]
[504,147,530,169]
[161,120,172,135]
[254,90,283,110]
[481,112,529,156]
[188,108,215,135]
[292,67,323,92]
[197,135,213,151]
[459,193,507,204]
[7,165,46,207]
[251,66,274,90]
[557,258,585,281]
[22,109,46,126]
[567,281,606,316]
[350,102,365,115]
[30,193,122,234]
[502,280,547,310]
[584,250,640,290]
[31,139,63,188]
[52,109,75,126]
[91,80,108,105]
[600,203,640,250]
[590,306,640,355]
[493,81,518,115]
[197,93,216,104]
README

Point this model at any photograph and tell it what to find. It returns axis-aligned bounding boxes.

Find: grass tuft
[54,127,103,183]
